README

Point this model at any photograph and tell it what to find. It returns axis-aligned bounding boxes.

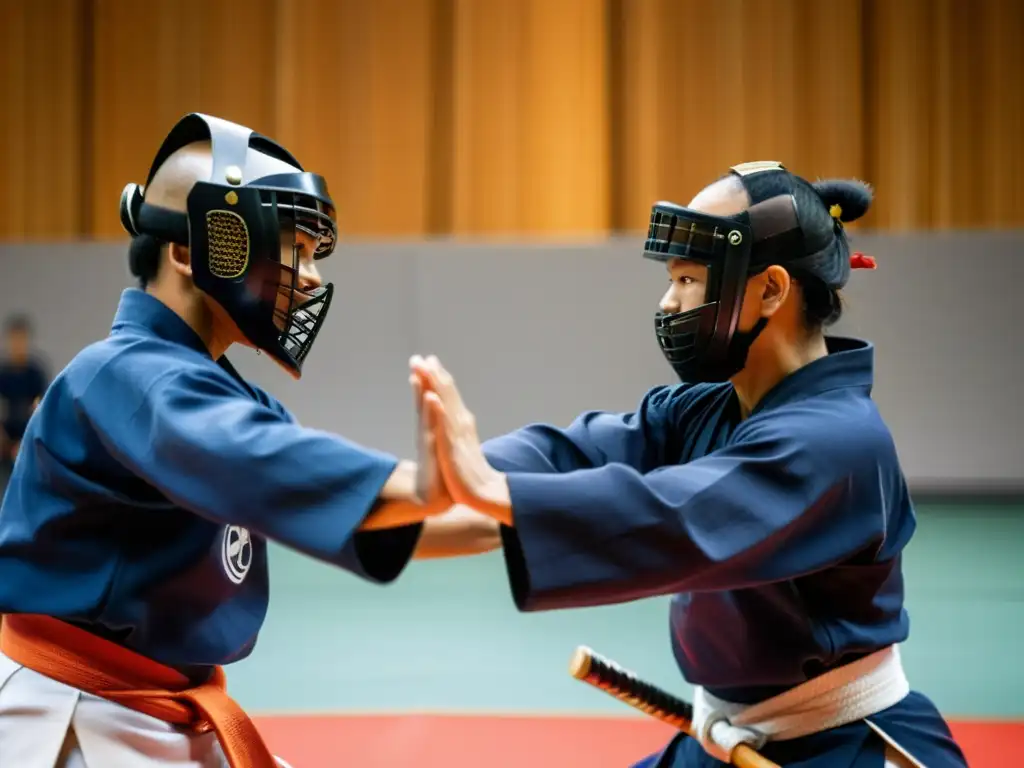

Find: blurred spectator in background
[0,316,48,478]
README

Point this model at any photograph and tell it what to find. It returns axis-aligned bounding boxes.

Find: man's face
[656,179,748,317]
[660,258,709,315]
[274,227,324,331]
[656,177,772,332]
[6,329,29,364]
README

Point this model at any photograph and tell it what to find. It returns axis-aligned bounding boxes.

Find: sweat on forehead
[143,140,302,213]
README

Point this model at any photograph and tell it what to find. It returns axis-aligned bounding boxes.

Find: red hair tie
[850,252,877,270]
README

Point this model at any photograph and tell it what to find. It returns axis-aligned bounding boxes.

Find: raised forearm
[413,505,502,559]
[360,460,449,531]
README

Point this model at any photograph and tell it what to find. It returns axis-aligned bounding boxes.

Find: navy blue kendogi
[0,114,423,678]
[0,289,419,669]
[480,164,968,767]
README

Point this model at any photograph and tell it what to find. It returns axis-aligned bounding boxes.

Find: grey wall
[1,232,1022,490]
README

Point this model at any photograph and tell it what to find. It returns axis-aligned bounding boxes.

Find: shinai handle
[568,646,780,768]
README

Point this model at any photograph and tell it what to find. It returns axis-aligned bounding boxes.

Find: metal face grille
[206,210,250,279]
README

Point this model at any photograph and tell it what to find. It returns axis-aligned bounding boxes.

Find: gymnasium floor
[230,504,1024,766]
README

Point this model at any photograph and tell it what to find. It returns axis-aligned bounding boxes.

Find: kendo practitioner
[0,315,48,478]
[411,162,970,768]
[0,113,500,768]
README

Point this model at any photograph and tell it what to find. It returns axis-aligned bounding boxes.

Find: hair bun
[812,179,873,223]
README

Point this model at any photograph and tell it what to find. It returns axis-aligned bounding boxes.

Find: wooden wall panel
[1,0,1021,241]
[975,0,1024,228]
[450,0,610,235]
[89,0,278,237]
[932,0,987,229]
[275,0,445,238]
[792,0,866,186]
[867,0,1024,230]
[449,2,528,235]
[613,0,738,232]
[866,0,937,231]
[612,0,866,232]
[0,0,86,239]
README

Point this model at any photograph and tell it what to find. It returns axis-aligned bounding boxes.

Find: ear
[759,265,792,318]
[167,243,193,278]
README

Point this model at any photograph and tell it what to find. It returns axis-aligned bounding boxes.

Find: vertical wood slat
[89,0,278,238]
[449,1,526,235]
[450,0,610,236]
[977,0,1024,228]
[932,0,985,229]
[867,0,939,231]
[612,0,867,233]
[0,0,86,239]
[0,0,1021,240]
[793,0,866,186]
[275,0,443,239]
[867,0,1024,230]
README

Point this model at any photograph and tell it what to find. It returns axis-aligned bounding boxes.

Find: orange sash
[0,614,278,768]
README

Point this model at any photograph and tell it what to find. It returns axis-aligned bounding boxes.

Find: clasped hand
[409,355,513,527]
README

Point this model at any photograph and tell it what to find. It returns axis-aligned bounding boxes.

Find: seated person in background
[0,315,48,473]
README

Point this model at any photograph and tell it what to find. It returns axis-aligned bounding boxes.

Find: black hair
[741,172,873,329]
[4,315,32,335]
[128,234,164,288]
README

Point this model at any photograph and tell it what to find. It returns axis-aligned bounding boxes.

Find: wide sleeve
[499,413,888,611]
[82,364,421,584]
[481,385,689,474]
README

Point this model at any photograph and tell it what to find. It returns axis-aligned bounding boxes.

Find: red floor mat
[253,713,1024,767]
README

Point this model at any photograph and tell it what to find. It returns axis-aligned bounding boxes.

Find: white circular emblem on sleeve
[222,526,253,585]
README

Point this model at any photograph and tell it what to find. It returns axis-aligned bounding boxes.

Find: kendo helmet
[643,161,865,384]
[119,113,338,378]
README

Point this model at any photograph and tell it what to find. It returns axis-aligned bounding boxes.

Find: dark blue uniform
[483,338,967,767]
[0,289,421,672]
[0,356,47,472]
[0,358,47,441]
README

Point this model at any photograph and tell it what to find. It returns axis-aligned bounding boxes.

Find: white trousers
[0,651,291,768]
